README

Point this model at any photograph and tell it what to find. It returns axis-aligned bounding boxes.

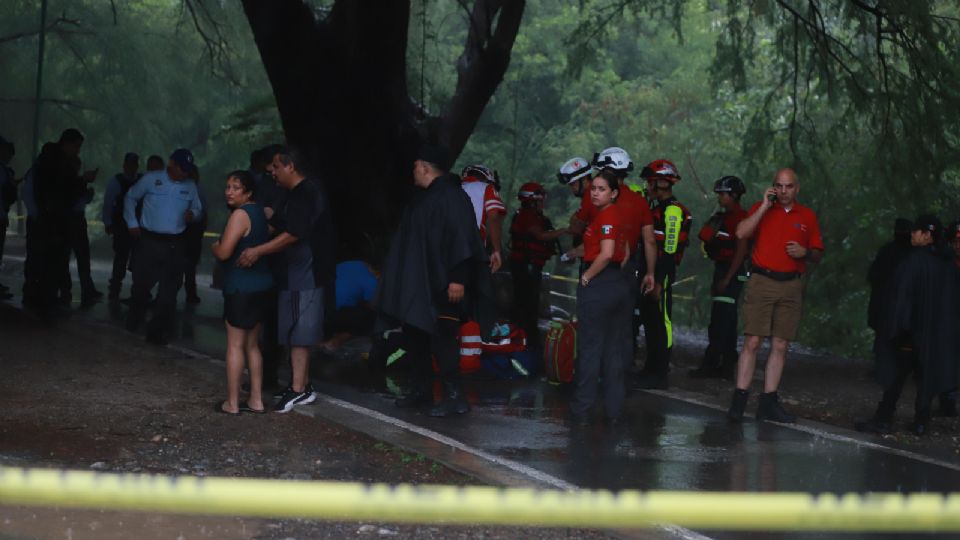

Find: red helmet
[517,182,545,201]
[640,159,681,183]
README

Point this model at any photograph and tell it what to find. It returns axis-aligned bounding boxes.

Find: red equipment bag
[458,321,483,374]
[481,321,527,355]
[429,321,484,374]
[543,320,576,384]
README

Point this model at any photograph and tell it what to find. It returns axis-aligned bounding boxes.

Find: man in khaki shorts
[727,168,824,423]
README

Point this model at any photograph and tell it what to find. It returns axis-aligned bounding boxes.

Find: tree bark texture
[241,0,524,255]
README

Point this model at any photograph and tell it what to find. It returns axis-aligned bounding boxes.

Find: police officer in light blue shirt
[123,148,203,345]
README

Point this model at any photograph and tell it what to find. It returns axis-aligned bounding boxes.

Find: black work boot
[634,373,669,390]
[427,381,470,417]
[938,391,958,418]
[394,386,432,408]
[756,391,797,423]
[688,361,723,379]
[909,410,931,436]
[854,416,893,434]
[727,389,749,423]
[855,401,894,434]
[718,355,737,380]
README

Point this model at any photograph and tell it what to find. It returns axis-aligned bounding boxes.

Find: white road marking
[646,389,960,473]
[310,392,714,540]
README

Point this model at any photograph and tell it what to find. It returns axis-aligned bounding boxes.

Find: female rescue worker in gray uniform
[569,170,631,426]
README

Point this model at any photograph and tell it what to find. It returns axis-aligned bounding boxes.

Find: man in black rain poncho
[856,215,960,436]
[866,217,912,334]
[378,144,492,418]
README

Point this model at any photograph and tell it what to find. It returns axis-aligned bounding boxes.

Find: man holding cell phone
[727,168,824,423]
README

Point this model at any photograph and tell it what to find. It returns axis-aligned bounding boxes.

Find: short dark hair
[59,128,84,144]
[272,145,308,173]
[227,169,256,198]
[250,148,269,168]
[146,155,164,169]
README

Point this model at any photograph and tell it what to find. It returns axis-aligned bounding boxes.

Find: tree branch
[437,0,526,159]
[0,97,99,113]
[182,0,239,84]
[0,16,90,46]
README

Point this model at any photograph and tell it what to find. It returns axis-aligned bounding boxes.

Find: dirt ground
[1,299,957,540]
[0,304,611,540]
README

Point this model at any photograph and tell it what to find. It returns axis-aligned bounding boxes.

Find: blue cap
[169,148,196,173]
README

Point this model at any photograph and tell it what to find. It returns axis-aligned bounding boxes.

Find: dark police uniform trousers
[403,296,464,390]
[64,213,96,298]
[703,261,746,370]
[128,230,186,338]
[109,225,132,295]
[571,266,631,418]
[509,259,543,344]
[637,269,674,377]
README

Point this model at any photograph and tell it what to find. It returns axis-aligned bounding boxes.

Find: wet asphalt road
[2,247,959,540]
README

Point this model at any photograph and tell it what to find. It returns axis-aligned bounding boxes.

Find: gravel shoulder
[0,304,612,540]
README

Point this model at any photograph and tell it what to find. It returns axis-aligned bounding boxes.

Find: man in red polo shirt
[727,168,823,424]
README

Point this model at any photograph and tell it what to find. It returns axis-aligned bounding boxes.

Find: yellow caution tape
[1,467,959,531]
[543,272,578,284]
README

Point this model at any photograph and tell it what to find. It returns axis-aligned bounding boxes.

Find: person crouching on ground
[211,171,275,415]
[568,170,631,426]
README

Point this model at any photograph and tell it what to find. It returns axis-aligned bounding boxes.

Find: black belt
[751,266,801,281]
[142,229,185,241]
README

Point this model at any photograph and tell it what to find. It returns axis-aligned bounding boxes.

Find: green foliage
[0,0,280,235]
[4,0,958,356]
[419,0,960,356]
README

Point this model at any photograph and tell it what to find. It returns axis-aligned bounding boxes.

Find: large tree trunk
[242,0,525,258]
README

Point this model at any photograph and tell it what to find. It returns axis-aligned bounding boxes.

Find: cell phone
[767,192,776,202]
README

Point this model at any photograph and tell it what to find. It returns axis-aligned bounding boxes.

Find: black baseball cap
[169,148,197,174]
[414,143,450,171]
[912,214,941,236]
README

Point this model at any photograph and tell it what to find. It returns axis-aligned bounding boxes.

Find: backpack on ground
[480,348,539,380]
[543,320,576,384]
[481,320,527,355]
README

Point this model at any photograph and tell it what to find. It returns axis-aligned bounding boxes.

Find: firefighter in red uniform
[557,157,592,201]
[563,149,657,370]
[460,164,506,272]
[509,182,569,343]
[689,176,749,379]
[635,159,693,390]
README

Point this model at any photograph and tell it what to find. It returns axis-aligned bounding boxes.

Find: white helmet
[461,164,501,191]
[557,157,593,185]
[592,146,633,174]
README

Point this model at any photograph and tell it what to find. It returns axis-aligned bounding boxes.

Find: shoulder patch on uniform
[601,224,613,235]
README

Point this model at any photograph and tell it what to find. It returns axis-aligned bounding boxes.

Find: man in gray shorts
[727,168,824,423]
[238,146,335,413]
